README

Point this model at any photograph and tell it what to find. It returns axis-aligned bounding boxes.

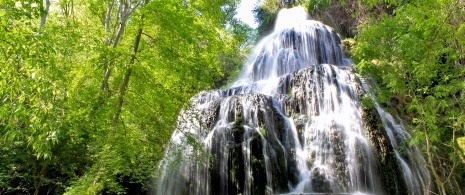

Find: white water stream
[155,6,430,195]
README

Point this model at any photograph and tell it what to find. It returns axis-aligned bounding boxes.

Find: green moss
[458,137,465,155]
[276,146,287,182]
[361,105,408,194]
[360,94,375,110]
[287,87,292,96]
[235,115,243,126]
[259,127,267,137]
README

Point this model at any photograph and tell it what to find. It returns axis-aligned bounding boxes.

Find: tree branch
[40,0,51,29]
[112,28,142,125]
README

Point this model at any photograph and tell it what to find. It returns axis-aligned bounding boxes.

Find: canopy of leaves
[352,0,465,193]
[0,0,250,194]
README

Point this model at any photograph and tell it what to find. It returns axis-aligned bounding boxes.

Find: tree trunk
[101,0,124,91]
[112,28,142,125]
[105,2,114,45]
[33,163,47,195]
[100,21,125,91]
[40,0,50,29]
[425,129,446,195]
[100,0,141,91]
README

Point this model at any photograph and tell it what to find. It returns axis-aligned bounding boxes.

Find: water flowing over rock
[155,6,430,195]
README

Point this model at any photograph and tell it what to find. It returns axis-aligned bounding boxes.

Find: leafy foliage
[0,0,249,194]
[352,0,465,193]
[253,0,283,37]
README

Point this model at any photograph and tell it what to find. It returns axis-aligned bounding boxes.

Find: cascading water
[155,6,430,195]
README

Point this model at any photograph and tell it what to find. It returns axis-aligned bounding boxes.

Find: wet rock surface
[360,105,408,194]
[156,7,429,195]
[158,64,424,195]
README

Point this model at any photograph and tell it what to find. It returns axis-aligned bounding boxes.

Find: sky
[235,0,261,28]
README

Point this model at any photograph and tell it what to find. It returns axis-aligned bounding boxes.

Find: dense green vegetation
[254,0,360,38]
[254,0,465,194]
[0,0,251,194]
[353,0,465,194]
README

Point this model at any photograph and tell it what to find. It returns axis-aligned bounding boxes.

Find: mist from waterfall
[155,6,430,195]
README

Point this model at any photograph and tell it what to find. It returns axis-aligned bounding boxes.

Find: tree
[352,0,465,194]
[0,0,248,193]
[253,0,282,36]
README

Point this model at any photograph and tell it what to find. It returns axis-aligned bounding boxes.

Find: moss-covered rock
[360,102,408,194]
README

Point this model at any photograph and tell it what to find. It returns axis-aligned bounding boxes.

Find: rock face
[155,6,429,195]
[156,94,298,194]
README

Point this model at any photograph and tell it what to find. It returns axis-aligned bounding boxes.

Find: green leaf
[8,132,16,141]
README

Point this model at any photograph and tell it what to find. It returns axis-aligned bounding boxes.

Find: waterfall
[155,6,430,195]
